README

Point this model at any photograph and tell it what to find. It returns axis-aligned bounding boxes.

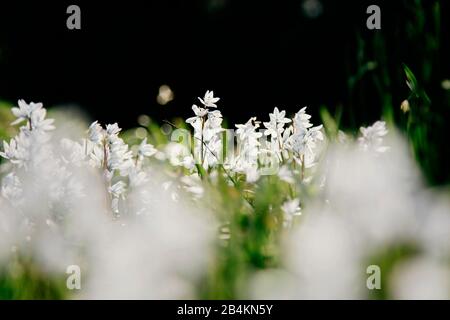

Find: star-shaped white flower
[88,121,105,144]
[186,104,208,125]
[11,100,43,125]
[109,181,127,197]
[198,90,220,108]
[30,108,55,132]
[293,107,313,131]
[0,139,17,160]
[358,121,389,153]
[263,107,291,137]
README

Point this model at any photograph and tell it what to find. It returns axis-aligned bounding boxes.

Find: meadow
[0,0,449,300]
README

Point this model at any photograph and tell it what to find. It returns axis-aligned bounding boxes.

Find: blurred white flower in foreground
[1,96,448,300]
[251,132,450,299]
[85,170,213,299]
[390,257,450,300]
[0,103,215,299]
[358,120,389,153]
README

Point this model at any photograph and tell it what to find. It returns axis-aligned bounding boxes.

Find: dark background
[0,0,448,128]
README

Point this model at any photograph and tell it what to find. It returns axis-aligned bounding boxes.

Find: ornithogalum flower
[198,90,220,108]
[358,121,389,153]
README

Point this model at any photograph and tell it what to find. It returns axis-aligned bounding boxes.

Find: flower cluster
[0,100,54,168]
[0,100,157,216]
[228,106,325,184]
[231,117,263,182]
[0,100,63,210]
[357,120,389,153]
[83,121,157,213]
[181,92,391,224]
[186,90,224,169]
[1,94,390,223]
[3,93,447,300]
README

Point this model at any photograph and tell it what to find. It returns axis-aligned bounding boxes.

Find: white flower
[281,198,301,219]
[186,105,208,126]
[198,90,220,108]
[201,135,223,169]
[186,93,224,170]
[108,141,134,175]
[11,100,43,125]
[106,123,121,136]
[89,144,105,168]
[0,139,18,161]
[293,107,313,131]
[358,121,389,153]
[286,130,307,155]
[106,123,122,144]
[287,125,323,156]
[235,117,262,141]
[308,125,324,142]
[88,121,105,144]
[109,181,127,198]
[96,123,135,175]
[270,107,291,125]
[9,100,54,138]
[29,108,55,132]
[263,119,282,138]
[165,142,191,167]
[263,107,291,138]
[138,138,157,158]
[206,110,223,130]
[231,117,262,177]
[284,107,324,168]
[0,131,31,167]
